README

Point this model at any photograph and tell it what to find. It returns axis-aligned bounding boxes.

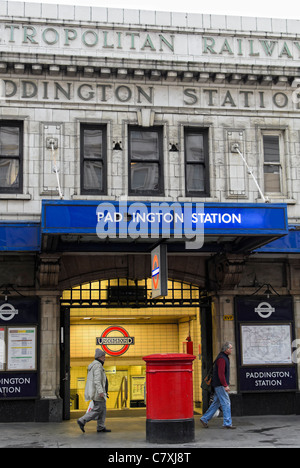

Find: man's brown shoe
[200,419,209,428]
[223,425,237,429]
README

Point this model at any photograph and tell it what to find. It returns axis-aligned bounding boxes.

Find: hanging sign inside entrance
[96,326,135,356]
[151,244,168,299]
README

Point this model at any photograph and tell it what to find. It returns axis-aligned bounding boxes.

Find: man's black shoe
[97,428,111,433]
[77,420,85,433]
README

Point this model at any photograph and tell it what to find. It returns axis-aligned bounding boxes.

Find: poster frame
[6,325,37,372]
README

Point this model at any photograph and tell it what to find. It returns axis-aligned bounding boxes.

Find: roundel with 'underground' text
[96,325,135,356]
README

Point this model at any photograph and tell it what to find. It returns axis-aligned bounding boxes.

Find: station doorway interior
[60,278,211,419]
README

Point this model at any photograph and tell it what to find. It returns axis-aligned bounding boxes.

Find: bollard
[143,353,196,444]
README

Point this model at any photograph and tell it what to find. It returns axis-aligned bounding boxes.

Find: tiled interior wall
[70,319,202,411]
[69,279,202,411]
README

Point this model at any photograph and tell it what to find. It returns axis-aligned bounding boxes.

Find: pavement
[0,414,299,450]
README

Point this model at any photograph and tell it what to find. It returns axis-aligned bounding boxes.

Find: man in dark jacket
[200,342,236,429]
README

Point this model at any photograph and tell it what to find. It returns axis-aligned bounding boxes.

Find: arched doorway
[60,277,211,420]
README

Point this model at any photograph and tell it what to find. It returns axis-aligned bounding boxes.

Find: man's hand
[225,386,230,392]
[99,393,105,398]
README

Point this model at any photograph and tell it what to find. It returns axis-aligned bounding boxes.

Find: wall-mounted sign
[240,324,292,366]
[235,296,297,392]
[96,326,135,356]
[0,298,39,325]
[254,301,275,319]
[0,298,39,400]
[0,372,38,399]
[223,315,234,321]
[0,303,19,321]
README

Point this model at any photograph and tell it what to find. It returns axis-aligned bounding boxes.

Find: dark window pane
[0,158,19,188]
[185,133,204,162]
[0,126,20,156]
[263,135,280,162]
[83,129,103,159]
[81,124,106,195]
[186,164,204,192]
[184,129,209,196]
[83,160,103,190]
[130,131,159,161]
[131,162,159,191]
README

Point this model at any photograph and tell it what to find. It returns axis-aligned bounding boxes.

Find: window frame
[0,120,23,194]
[184,127,210,197]
[80,123,107,195]
[128,125,164,196]
[262,131,285,195]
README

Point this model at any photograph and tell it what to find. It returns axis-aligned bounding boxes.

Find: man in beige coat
[77,349,111,433]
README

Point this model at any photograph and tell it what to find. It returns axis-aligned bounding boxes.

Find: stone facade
[0,2,299,420]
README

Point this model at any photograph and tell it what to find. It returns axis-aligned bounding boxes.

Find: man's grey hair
[221,342,232,352]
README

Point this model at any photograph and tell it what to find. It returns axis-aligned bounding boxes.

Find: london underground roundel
[97,325,135,356]
[152,254,160,291]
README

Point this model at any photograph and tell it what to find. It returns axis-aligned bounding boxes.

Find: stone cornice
[0,52,299,86]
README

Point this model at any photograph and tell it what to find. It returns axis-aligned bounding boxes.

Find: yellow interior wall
[67,279,203,412]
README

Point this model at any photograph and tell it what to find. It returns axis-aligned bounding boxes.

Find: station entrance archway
[60,277,212,420]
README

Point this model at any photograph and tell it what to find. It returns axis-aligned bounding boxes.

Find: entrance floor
[70,408,147,419]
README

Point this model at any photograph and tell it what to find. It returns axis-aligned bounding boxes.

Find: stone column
[208,252,247,393]
[211,294,237,391]
[36,254,62,421]
[39,295,60,399]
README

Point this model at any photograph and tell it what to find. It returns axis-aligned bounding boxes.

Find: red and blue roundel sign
[152,254,160,291]
[96,326,135,356]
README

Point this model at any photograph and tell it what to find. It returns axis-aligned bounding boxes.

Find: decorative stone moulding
[0,60,297,87]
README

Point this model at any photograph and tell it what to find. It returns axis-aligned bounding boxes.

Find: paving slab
[0,415,299,450]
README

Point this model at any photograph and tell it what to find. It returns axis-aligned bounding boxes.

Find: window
[263,134,283,193]
[129,126,163,195]
[0,121,23,193]
[80,124,107,195]
[184,128,209,196]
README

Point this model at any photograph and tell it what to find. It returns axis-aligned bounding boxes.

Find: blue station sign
[41,200,288,239]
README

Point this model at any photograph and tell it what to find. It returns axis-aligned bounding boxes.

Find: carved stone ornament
[37,254,61,288]
[208,253,247,290]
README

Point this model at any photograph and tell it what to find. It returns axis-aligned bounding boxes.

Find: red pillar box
[143,353,196,444]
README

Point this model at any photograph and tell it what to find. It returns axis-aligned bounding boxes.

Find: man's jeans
[201,386,232,427]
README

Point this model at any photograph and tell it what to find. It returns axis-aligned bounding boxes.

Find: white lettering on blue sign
[245,371,292,388]
[0,377,31,395]
[191,212,242,224]
[95,201,206,250]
